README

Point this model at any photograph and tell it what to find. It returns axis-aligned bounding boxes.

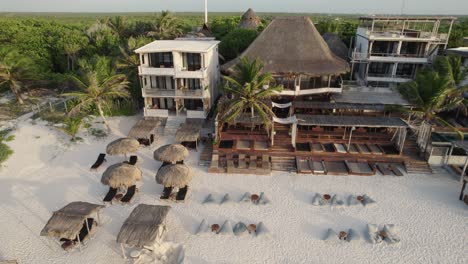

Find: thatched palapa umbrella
[107,138,139,157]
[101,163,142,188]
[153,144,189,163]
[155,164,193,188]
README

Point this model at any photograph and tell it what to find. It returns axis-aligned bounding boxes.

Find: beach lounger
[311,143,324,152]
[347,144,359,154]
[389,164,404,176]
[238,154,247,169]
[376,163,393,175]
[248,156,257,170]
[176,186,188,201]
[90,153,106,170]
[60,218,94,244]
[103,187,118,203]
[310,160,325,174]
[176,160,184,164]
[127,155,138,165]
[334,143,347,153]
[357,144,371,154]
[120,185,137,203]
[297,159,312,173]
[368,144,383,155]
[160,186,173,200]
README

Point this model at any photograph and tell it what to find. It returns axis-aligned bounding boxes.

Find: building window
[183,53,202,71]
[148,52,173,68]
[184,99,204,111]
[154,76,174,90]
[184,79,201,90]
[143,77,147,86]
[141,54,145,64]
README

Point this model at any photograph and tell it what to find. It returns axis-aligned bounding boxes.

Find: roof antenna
[204,0,208,24]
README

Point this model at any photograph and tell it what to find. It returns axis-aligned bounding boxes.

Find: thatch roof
[296,114,408,128]
[223,17,349,76]
[101,163,142,188]
[106,138,140,156]
[153,144,189,163]
[117,204,171,248]
[322,33,349,60]
[128,119,161,140]
[40,202,104,240]
[198,23,213,37]
[155,164,193,188]
[175,127,201,143]
[239,8,261,30]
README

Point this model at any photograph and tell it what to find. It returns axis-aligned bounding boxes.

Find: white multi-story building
[350,16,456,88]
[135,39,220,119]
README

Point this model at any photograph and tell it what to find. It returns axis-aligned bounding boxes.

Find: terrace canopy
[40,202,104,250]
[116,204,171,257]
[101,163,142,189]
[175,121,203,149]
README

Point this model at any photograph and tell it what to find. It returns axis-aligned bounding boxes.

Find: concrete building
[135,39,220,119]
[350,16,456,88]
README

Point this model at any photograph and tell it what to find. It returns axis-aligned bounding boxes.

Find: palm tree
[63,57,130,131]
[0,49,35,104]
[147,11,183,40]
[219,58,283,134]
[398,69,464,138]
[433,55,468,87]
[61,31,89,71]
[106,16,129,38]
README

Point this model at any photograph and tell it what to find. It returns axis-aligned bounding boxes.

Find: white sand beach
[0,116,467,264]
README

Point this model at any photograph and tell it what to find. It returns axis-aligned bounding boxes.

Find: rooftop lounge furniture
[103,187,118,203]
[90,153,106,170]
[120,185,137,204]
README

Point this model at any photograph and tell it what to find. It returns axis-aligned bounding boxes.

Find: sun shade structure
[223,16,348,75]
[128,119,161,142]
[106,138,140,156]
[239,8,262,30]
[101,163,142,188]
[156,164,193,188]
[116,204,171,257]
[153,144,189,163]
[296,115,408,128]
[40,202,104,241]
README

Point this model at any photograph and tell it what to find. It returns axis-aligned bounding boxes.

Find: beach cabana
[106,138,140,157]
[40,202,104,251]
[175,122,202,150]
[116,204,171,258]
[128,119,161,146]
[154,144,189,164]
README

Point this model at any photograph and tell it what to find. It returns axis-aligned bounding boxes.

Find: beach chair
[120,185,137,203]
[90,153,106,170]
[160,186,173,200]
[176,160,184,164]
[103,187,118,203]
[176,186,189,201]
[128,155,138,165]
[60,218,94,244]
[389,164,404,176]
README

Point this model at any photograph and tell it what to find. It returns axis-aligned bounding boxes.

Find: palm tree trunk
[97,102,110,131]
[11,85,24,105]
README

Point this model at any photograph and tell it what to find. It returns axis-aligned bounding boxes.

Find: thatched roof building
[40,202,104,240]
[153,144,189,163]
[239,8,261,30]
[117,204,171,248]
[101,163,142,188]
[106,138,140,156]
[128,119,161,141]
[155,164,193,188]
[223,16,348,76]
[322,33,349,61]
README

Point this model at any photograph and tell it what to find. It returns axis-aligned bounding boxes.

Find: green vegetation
[62,117,83,141]
[0,129,14,165]
[219,58,283,133]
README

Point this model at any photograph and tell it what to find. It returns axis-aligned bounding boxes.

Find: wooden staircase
[405,161,433,174]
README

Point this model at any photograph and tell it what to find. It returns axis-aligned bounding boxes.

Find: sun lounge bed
[334,143,347,153]
[124,155,138,165]
[238,154,247,169]
[357,144,371,154]
[368,144,383,155]
[376,163,394,175]
[90,153,106,170]
[347,144,359,154]
[310,161,326,174]
[160,186,173,200]
[248,155,257,170]
[389,164,404,176]
[254,141,269,150]
[311,143,324,152]
[176,186,188,201]
[103,187,118,203]
[237,140,251,150]
[120,185,137,203]
[297,159,312,173]
[347,161,374,176]
[60,218,95,244]
[324,161,348,175]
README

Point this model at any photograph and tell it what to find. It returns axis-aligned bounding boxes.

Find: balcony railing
[139,66,175,76]
[358,27,449,41]
[176,89,206,97]
[351,52,428,61]
[144,108,169,117]
[175,68,207,79]
[142,88,176,97]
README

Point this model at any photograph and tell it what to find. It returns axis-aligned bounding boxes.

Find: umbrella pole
[120,243,127,259]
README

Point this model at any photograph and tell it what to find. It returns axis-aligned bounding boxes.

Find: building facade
[350,16,456,88]
[135,39,220,119]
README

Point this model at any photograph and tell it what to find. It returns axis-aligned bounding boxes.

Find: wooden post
[400,127,407,155]
[271,121,275,146]
[460,179,467,201]
[445,144,454,165]
[120,243,127,259]
[461,156,468,183]
[64,101,68,113]
[77,234,82,252]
